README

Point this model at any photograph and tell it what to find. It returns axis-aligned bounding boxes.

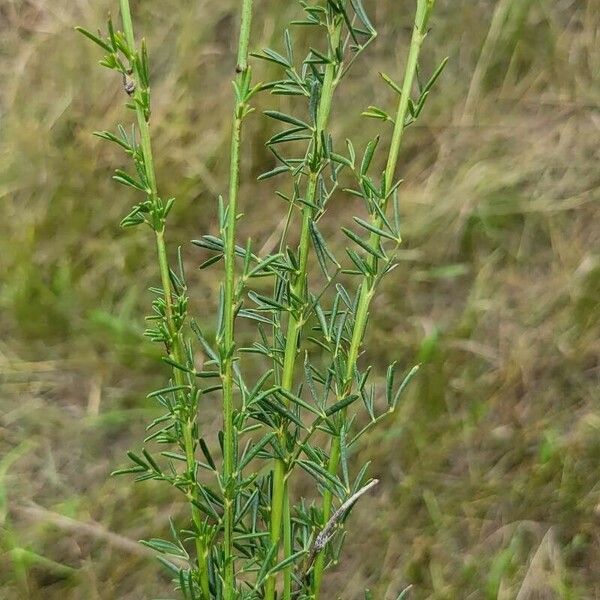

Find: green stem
[119,1,211,597]
[222,1,254,598]
[384,10,428,192]
[222,110,241,600]
[265,15,343,600]
[283,485,293,600]
[311,2,433,597]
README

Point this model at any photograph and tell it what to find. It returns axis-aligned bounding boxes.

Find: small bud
[122,73,136,96]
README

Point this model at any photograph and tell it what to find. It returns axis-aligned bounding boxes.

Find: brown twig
[294,479,379,597]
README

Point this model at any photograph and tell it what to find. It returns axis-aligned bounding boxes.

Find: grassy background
[1,0,599,598]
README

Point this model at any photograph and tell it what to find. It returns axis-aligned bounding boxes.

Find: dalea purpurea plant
[77,0,443,597]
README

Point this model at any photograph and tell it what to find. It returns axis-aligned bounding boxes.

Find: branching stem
[311,2,434,597]
[88,2,441,598]
[266,15,344,600]
[118,0,211,596]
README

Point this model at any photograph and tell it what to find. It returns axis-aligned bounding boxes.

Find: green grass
[1,0,598,598]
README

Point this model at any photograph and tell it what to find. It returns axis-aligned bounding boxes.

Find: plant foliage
[78,0,442,597]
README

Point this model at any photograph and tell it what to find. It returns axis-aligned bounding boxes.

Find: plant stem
[118,1,211,596]
[265,15,343,600]
[222,0,254,597]
[311,2,433,597]
[283,486,293,600]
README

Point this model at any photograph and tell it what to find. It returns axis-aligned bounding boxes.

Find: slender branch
[222,0,254,598]
[118,1,211,596]
[265,15,344,600]
[311,2,435,597]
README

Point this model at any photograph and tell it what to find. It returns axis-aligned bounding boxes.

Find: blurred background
[1,0,599,598]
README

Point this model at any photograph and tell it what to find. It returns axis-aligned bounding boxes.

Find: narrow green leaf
[350,0,376,33]
[162,356,194,373]
[199,438,216,471]
[257,165,290,181]
[246,253,283,278]
[75,26,113,53]
[142,448,161,472]
[126,451,148,470]
[147,385,190,399]
[325,394,359,416]
[199,254,223,270]
[277,387,323,417]
[330,152,353,168]
[260,397,306,430]
[160,451,187,462]
[360,136,379,176]
[342,227,385,260]
[362,106,392,122]
[340,424,350,490]
[268,550,307,575]
[353,216,398,241]
[113,169,149,193]
[120,206,146,228]
[379,71,403,95]
[248,291,288,312]
[193,487,221,521]
[238,310,275,325]
[360,384,375,420]
[386,361,397,407]
[305,47,330,66]
[284,29,293,62]
[391,365,420,409]
[303,356,323,411]
[157,556,182,577]
[255,544,278,589]
[264,110,311,130]
[422,56,449,95]
[94,130,130,151]
[297,459,344,497]
[267,126,312,146]
[310,221,339,279]
[141,538,187,558]
[111,465,146,476]
[251,48,291,68]
[345,248,374,276]
[140,38,150,87]
[352,461,371,494]
[239,432,276,470]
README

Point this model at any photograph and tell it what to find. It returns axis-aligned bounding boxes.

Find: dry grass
[1,0,599,598]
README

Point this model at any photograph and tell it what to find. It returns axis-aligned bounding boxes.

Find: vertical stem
[222,110,241,600]
[384,12,427,193]
[311,2,433,597]
[282,485,293,600]
[119,0,211,597]
[222,1,254,598]
[265,16,343,600]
